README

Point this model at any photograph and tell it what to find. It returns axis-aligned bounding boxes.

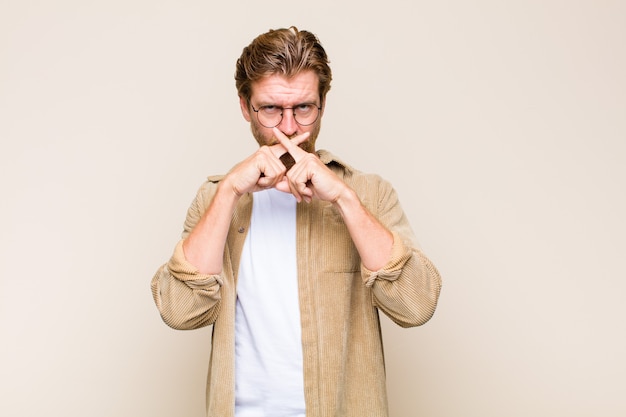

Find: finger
[278,164,304,202]
[292,170,314,203]
[252,148,287,188]
[276,177,311,202]
[280,163,315,203]
[272,128,309,162]
[268,131,310,159]
[274,176,290,194]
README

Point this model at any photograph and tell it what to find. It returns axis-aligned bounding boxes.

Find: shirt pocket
[320,205,360,273]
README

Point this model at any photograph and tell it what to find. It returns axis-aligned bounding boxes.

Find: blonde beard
[250,120,321,171]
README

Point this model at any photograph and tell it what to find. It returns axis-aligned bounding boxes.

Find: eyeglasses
[250,103,322,128]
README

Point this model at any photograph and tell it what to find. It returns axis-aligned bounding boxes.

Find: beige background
[1,1,624,416]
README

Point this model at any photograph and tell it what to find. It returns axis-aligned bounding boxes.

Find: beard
[249,119,321,171]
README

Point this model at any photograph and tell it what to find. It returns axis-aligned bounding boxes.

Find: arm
[182,180,240,275]
[360,177,442,328]
[331,176,441,327]
[184,132,310,274]
[274,129,441,327]
[331,186,393,271]
[150,181,225,330]
[151,133,311,329]
[273,128,392,270]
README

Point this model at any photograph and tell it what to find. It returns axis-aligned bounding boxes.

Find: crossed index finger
[272,128,309,162]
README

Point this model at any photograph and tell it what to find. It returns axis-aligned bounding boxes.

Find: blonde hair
[235,26,332,104]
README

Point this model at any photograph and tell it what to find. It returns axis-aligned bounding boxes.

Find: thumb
[274,176,291,194]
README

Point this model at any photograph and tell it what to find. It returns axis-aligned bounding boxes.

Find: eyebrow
[252,92,320,107]
[256,100,319,108]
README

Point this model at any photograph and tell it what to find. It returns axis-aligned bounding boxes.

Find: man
[151,26,442,417]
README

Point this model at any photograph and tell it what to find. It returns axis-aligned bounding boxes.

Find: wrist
[219,174,245,200]
[332,186,359,215]
[209,178,243,216]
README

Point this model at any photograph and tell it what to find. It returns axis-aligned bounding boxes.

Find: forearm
[333,187,393,271]
[183,179,240,274]
[336,173,441,326]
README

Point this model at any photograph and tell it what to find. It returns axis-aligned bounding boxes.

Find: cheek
[250,120,273,146]
[302,123,320,150]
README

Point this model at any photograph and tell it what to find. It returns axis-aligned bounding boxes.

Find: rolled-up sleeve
[151,239,223,330]
[360,176,442,328]
[151,179,225,330]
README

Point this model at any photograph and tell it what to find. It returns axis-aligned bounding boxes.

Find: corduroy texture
[151,149,442,417]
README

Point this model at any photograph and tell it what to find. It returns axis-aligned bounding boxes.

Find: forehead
[250,70,319,105]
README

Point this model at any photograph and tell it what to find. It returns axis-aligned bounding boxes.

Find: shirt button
[238,227,245,233]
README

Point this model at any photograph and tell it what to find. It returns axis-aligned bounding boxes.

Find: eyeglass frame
[250,102,323,128]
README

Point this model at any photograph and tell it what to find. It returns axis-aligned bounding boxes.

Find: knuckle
[303,153,317,162]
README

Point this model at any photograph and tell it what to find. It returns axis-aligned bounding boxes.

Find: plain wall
[1,1,624,416]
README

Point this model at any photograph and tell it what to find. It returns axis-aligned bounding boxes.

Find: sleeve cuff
[361,231,411,288]
[168,239,224,287]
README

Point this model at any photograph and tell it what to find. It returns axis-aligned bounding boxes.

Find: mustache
[268,133,299,144]
[268,136,311,151]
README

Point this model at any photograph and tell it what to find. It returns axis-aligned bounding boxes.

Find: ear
[239,96,252,122]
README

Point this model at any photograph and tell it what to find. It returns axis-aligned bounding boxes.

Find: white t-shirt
[234,188,305,417]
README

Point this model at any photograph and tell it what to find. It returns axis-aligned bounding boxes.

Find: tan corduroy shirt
[151,150,442,417]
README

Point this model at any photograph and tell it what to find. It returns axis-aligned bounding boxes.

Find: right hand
[223,132,310,197]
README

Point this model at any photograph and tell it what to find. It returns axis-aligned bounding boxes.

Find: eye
[294,104,314,114]
[260,105,281,115]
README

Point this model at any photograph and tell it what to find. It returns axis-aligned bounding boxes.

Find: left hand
[273,127,347,203]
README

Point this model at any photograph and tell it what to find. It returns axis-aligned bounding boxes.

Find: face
[240,70,324,168]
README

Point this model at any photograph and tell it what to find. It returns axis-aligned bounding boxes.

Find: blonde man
[151,26,442,417]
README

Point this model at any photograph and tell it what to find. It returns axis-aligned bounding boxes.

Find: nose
[277,109,298,136]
